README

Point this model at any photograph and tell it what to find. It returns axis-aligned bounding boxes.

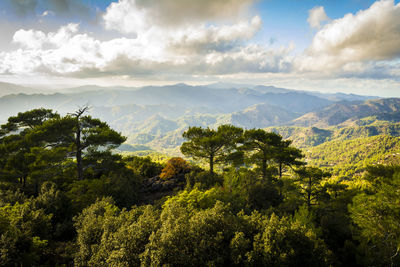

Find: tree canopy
[180,125,243,174]
[0,109,398,266]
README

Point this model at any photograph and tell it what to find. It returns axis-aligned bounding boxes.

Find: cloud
[7,0,399,86]
[200,45,293,74]
[12,23,79,49]
[0,22,291,78]
[103,0,255,34]
[13,29,47,49]
[101,0,263,59]
[299,0,400,72]
[165,16,262,54]
[40,10,54,17]
[0,0,272,79]
[339,61,400,80]
[307,6,330,29]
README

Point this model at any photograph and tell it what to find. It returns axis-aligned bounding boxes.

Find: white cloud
[0,0,275,79]
[13,29,46,49]
[103,0,254,34]
[202,45,293,74]
[40,10,54,17]
[307,6,330,29]
[4,0,400,93]
[47,23,79,46]
[0,20,290,78]
[299,0,400,72]
[166,16,262,54]
[102,0,261,54]
[12,23,80,50]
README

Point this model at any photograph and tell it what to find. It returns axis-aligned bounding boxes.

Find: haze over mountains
[2,82,398,153]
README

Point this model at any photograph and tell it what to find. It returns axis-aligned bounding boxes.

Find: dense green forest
[269,121,400,148]
[1,108,399,266]
[306,135,400,177]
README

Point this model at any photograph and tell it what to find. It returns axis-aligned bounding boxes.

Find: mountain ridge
[291,98,400,127]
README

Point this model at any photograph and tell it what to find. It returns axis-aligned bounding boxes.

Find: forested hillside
[306,135,400,177]
[1,108,400,266]
[0,82,379,154]
[269,122,400,148]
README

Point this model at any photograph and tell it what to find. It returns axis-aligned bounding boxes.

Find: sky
[0,0,400,96]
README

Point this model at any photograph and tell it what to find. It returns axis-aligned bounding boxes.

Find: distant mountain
[250,85,292,94]
[269,122,400,148]
[268,126,333,148]
[308,91,377,102]
[0,93,71,122]
[0,82,47,97]
[208,82,376,102]
[0,83,335,123]
[122,103,304,153]
[219,103,297,128]
[0,81,389,154]
[291,98,400,127]
[62,85,140,93]
[206,82,254,89]
[136,114,179,135]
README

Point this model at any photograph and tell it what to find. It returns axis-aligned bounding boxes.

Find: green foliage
[268,126,333,148]
[141,201,240,266]
[74,197,120,266]
[306,135,400,178]
[0,109,59,190]
[0,199,52,266]
[241,129,283,181]
[295,166,331,208]
[0,189,27,206]
[163,187,243,213]
[185,170,224,190]
[0,108,128,193]
[67,171,141,212]
[240,129,304,182]
[72,191,333,266]
[270,122,400,149]
[126,156,163,178]
[2,107,400,266]
[32,181,72,239]
[181,124,243,174]
[349,166,400,266]
[74,198,160,266]
[223,168,281,211]
[248,213,333,266]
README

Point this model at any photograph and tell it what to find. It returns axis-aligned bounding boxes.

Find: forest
[0,108,399,266]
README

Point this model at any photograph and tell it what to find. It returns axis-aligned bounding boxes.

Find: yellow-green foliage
[163,187,239,213]
[306,135,400,178]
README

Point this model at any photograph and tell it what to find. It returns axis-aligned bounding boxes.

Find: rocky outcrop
[140,174,186,204]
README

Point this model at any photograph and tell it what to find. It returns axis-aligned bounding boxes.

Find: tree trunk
[76,125,83,180]
[262,152,270,183]
[307,176,312,208]
[73,106,88,181]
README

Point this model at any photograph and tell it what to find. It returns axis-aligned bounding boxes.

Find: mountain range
[0,82,397,153]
